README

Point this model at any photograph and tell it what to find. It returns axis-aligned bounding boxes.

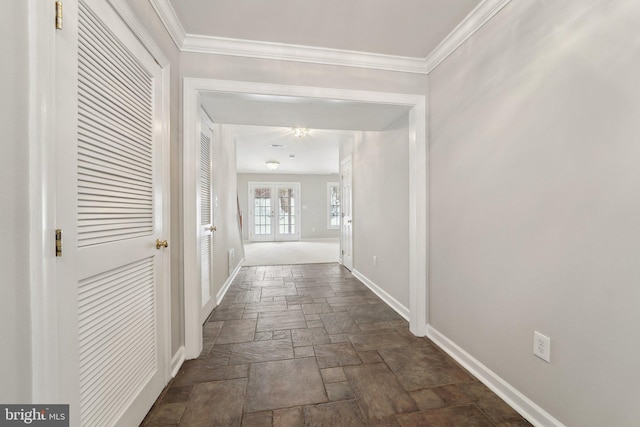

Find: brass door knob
[155,239,169,249]
[209,226,217,232]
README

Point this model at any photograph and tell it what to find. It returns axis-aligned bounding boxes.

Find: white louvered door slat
[199,111,215,321]
[58,1,169,426]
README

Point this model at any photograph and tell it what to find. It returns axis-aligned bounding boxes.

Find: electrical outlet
[533,331,551,362]
[373,256,377,266]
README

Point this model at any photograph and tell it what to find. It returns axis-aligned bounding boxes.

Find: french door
[249,182,301,242]
[54,0,169,425]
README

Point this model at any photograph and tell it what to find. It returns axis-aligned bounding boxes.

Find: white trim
[424,0,512,72]
[185,78,425,107]
[148,0,186,49]
[181,35,427,74]
[109,0,169,66]
[170,346,185,378]
[408,96,428,337]
[149,0,510,75]
[183,92,202,359]
[216,259,245,305]
[427,325,565,427]
[158,63,172,383]
[340,155,353,272]
[29,0,59,402]
[183,78,428,358]
[352,270,409,321]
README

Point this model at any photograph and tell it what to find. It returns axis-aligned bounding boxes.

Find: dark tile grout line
[143,263,530,426]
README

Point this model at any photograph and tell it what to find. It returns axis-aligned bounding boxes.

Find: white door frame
[248,182,301,242]
[340,155,354,271]
[29,0,172,407]
[183,78,427,358]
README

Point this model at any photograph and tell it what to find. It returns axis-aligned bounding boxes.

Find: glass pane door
[251,186,274,241]
[249,182,300,242]
[276,185,298,241]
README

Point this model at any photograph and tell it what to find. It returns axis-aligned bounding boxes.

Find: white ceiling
[169,0,482,58]
[180,1,483,174]
[200,93,411,174]
[231,125,352,175]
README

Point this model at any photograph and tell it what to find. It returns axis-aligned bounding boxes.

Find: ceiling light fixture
[270,144,286,148]
[266,161,280,170]
[291,127,310,138]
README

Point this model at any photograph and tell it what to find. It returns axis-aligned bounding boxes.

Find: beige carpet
[242,238,340,266]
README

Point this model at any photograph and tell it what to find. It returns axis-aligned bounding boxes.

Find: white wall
[238,173,341,241]
[212,126,245,297]
[429,1,640,425]
[0,0,32,403]
[343,113,411,309]
[181,52,428,96]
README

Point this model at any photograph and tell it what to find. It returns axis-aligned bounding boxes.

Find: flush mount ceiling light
[266,161,280,170]
[270,144,286,148]
[291,127,310,138]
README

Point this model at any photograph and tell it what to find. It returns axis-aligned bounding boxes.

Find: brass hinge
[55,1,63,30]
[55,229,62,257]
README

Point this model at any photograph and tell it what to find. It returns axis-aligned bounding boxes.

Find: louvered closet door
[57,0,168,425]
[199,111,216,323]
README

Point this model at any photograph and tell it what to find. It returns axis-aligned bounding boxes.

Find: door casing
[340,156,354,271]
[30,0,172,419]
[183,78,428,360]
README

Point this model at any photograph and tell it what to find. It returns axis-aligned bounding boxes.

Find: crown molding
[181,35,428,74]
[149,0,510,75]
[148,0,186,49]
[425,0,512,73]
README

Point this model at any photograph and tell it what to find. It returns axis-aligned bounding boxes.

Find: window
[327,182,340,229]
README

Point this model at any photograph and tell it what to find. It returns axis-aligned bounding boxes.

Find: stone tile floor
[142,263,533,426]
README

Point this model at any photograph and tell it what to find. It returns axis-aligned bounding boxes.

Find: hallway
[142,263,531,426]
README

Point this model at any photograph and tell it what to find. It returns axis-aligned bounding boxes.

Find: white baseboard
[216,258,244,305]
[426,325,565,427]
[352,269,410,321]
[170,346,185,378]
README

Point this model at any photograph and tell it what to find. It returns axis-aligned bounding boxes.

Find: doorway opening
[229,123,349,267]
[183,79,427,359]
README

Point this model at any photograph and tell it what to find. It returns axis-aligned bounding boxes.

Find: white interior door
[56,1,168,425]
[198,110,216,322]
[341,157,354,270]
[249,182,300,242]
